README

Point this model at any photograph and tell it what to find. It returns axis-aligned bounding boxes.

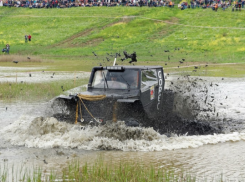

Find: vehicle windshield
[92,69,139,89]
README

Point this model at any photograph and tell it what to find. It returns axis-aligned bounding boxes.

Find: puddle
[0,69,90,83]
[0,71,245,180]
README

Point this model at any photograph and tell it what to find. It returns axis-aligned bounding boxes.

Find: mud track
[51,18,132,48]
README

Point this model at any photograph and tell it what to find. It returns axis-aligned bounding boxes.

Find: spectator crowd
[0,0,244,8]
[179,0,244,11]
[0,0,176,8]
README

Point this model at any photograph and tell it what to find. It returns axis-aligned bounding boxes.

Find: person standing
[6,44,10,54]
[215,3,218,11]
[25,35,27,42]
[28,34,32,41]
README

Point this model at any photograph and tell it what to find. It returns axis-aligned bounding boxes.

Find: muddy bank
[0,70,90,83]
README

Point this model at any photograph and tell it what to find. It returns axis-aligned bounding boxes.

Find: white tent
[0,1,3,6]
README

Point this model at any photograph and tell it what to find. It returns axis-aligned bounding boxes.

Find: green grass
[63,160,196,182]
[1,6,245,72]
[1,6,245,101]
[0,159,199,182]
[165,62,245,77]
[0,78,88,102]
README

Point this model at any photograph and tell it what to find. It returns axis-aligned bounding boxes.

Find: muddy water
[0,68,90,83]
[0,77,245,181]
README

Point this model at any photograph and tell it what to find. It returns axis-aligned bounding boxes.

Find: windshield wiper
[102,72,108,90]
[120,75,130,92]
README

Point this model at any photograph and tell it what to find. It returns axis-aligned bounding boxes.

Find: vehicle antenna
[113,53,118,66]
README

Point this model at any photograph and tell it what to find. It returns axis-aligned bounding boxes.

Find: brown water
[0,72,245,181]
[0,101,245,181]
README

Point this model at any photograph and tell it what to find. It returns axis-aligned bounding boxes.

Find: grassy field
[0,6,245,73]
[0,78,88,102]
[0,6,245,101]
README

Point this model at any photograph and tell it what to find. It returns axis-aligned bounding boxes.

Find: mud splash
[1,75,245,151]
[1,116,245,151]
[159,76,245,135]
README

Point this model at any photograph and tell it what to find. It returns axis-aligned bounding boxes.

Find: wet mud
[1,75,245,180]
[0,66,90,83]
[49,74,245,138]
[50,75,238,137]
[140,89,220,136]
[151,76,245,136]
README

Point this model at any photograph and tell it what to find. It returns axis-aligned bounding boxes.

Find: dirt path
[50,18,130,48]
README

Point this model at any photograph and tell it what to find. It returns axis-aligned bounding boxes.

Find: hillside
[0,6,245,76]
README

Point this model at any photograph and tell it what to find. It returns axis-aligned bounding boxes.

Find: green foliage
[61,158,196,182]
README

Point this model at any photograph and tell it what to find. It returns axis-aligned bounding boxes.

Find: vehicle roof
[93,65,163,70]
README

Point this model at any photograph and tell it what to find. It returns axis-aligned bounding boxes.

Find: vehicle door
[140,69,158,118]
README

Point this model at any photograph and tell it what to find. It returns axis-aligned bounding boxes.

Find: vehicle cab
[86,65,165,120]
